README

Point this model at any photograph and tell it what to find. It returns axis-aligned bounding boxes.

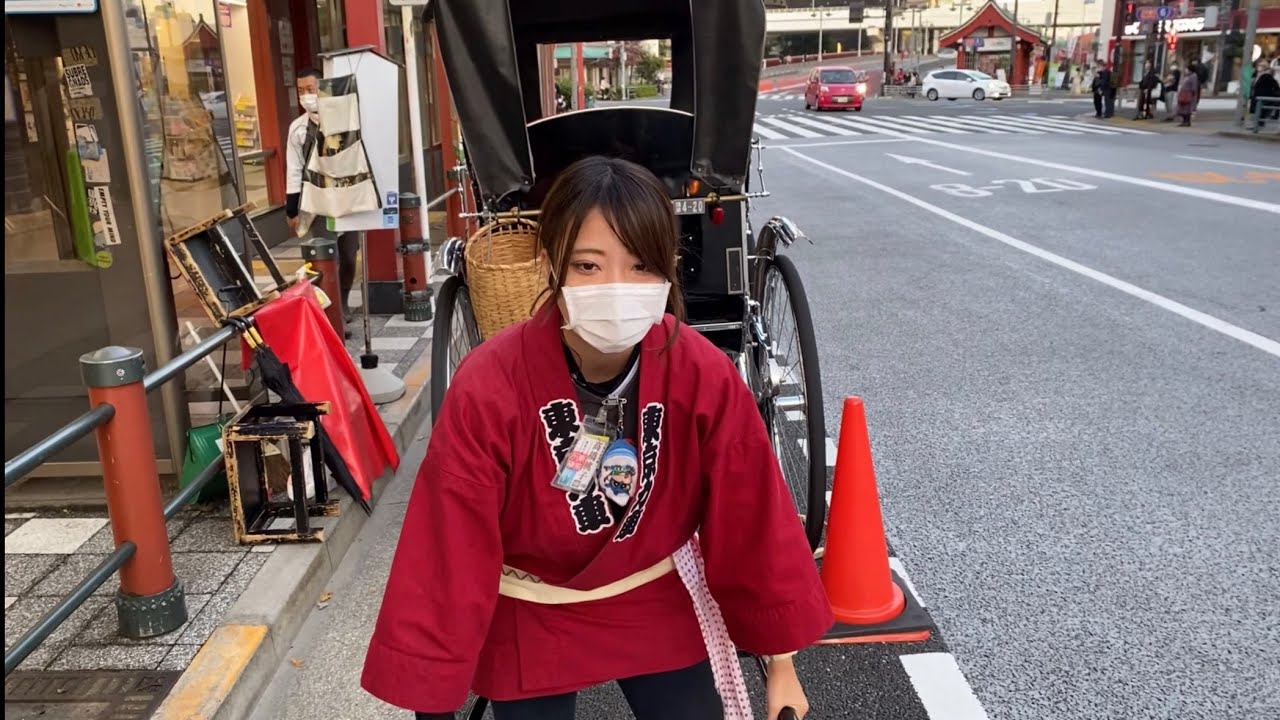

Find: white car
[922,69,1011,101]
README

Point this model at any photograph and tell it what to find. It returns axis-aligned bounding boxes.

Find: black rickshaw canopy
[432,0,767,208]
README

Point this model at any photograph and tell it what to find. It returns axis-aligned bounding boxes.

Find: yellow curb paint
[153,624,268,720]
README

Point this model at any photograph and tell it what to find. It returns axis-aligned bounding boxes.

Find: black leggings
[491,659,723,720]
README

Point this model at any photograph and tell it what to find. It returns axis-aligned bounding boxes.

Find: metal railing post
[79,347,188,638]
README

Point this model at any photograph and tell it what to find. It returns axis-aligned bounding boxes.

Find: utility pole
[1010,0,1021,83]
[1049,0,1061,74]
[1236,0,1261,127]
[620,41,628,101]
[883,0,895,96]
[574,41,585,110]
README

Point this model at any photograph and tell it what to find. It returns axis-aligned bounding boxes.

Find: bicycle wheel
[756,254,827,552]
[430,275,482,424]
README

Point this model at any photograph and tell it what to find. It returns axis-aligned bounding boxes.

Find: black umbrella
[230,316,372,515]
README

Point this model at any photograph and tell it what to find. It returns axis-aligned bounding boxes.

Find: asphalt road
[748,112,1279,719]
[249,97,1279,719]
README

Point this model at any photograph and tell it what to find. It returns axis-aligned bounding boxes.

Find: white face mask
[561,281,671,355]
[299,93,319,113]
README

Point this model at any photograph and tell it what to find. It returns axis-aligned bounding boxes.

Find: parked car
[804,66,866,111]
[922,69,1011,101]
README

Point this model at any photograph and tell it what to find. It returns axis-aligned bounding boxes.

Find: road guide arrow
[885,153,972,176]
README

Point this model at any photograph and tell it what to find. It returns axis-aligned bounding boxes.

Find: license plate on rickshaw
[673,198,706,215]
[835,96,850,103]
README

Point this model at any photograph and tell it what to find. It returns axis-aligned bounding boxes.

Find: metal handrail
[4,324,241,677]
[1254,97,1280,134]
[4,404,116,488]
[3,325,238,490]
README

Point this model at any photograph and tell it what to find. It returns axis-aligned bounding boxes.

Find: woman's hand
[765,656,810,719]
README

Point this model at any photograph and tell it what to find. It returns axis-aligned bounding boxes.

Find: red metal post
[300,237,346,337]
[576,41,586,109]
[398,194,432,321]
[80,347,187,639]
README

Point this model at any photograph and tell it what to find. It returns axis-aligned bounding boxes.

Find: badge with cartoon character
[598,439,639,506]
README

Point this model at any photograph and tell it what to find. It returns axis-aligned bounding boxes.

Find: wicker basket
[465,218,547,339]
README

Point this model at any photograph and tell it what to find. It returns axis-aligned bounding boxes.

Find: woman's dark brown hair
[535,156,686,330]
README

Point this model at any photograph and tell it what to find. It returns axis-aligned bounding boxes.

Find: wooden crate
[222,401,341,545]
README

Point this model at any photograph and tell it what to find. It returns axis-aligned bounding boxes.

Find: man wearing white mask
[286,68,359,334]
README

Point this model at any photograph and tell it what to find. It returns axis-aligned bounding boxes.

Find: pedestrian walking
[1176,68,1200,126]
[286,68,360,337]
[1161,63,1182,122]
[1135,63,1160,120]
[361,156,833,720]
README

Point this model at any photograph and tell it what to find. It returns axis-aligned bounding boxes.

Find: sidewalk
[5,281,434,720]
[1074,102,1280,142]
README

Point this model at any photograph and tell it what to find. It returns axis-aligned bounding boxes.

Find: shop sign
[1123,16,1205,36]
[977,37,1013,52]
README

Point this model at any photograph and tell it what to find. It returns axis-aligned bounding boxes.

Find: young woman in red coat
[362,156,834,719]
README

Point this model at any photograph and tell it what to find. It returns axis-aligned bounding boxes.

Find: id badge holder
[551,412,610,494]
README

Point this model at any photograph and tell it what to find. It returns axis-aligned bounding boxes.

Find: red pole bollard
[300,237,346,337]
[80,347,188,639]
[398,193,432,322]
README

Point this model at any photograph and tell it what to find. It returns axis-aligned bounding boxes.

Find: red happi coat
[362,301,833,713]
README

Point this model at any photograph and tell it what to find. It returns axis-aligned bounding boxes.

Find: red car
[804,66,866,111]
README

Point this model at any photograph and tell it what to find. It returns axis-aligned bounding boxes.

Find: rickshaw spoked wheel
[430,275,483,424]
[757,254,827,553]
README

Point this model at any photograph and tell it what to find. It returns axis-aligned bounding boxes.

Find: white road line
[918,114,1027,134]
[1001,114,1121,136]
[796,437,840,466]
[830,115,936,135]
[1175,155,1280,171]
[839,127,1280,215]
[982,115,1086,135]
[751,123,788,140]
[780,148,1280,358]
[780,137,913,148]
[1042,114,1156,134]
[888,558,928,608]
[885,115,970,134]
[759,116,824,138]
[783,114,862,135]
[900,653,991,720]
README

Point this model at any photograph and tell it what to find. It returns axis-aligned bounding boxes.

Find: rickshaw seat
[525,107,695,206]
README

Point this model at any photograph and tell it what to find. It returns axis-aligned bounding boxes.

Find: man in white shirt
[286,68,359,332]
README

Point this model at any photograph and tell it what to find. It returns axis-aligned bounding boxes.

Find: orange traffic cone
[818,397,932,645]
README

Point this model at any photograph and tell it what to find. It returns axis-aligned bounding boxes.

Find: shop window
[317,0,346,55]
[5,29,79,271]
[127,0,240,237]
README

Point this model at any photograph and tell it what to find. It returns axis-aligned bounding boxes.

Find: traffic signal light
[849,1,865,23]
[1124,2,1138,22]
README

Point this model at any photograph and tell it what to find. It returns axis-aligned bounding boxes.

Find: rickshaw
[427,0,827,557]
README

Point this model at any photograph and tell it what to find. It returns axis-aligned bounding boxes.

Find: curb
[152,342,432,720]
[152,483,388,720]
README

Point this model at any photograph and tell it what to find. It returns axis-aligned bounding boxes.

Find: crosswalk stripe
[885,115,969,134]
[988,115,1086,135]
[975,115,1070,134]
[921,114,1029,133]
[996,114,1117,135]
[826,115,935,135]
[758,116,824,138]
[751,123,789,139]
[904,115,1012,134]
[1040,114,1155,135]
[782,115,862,135]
